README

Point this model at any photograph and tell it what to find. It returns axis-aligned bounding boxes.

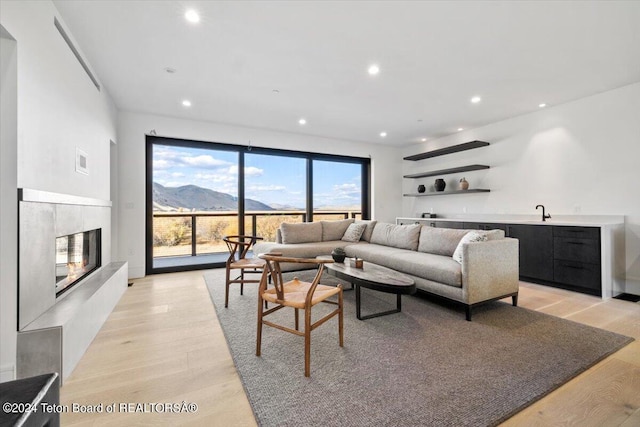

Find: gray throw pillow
[355,220,377,242]
[341,223,367,242]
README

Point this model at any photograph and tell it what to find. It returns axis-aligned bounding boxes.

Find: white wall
[0,29,18,383]
[117,112,402,278]
[1,0,117,200]
[0,1,118,381]
[402,83,640,293]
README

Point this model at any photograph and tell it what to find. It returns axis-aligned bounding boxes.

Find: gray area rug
[204,268,632,427]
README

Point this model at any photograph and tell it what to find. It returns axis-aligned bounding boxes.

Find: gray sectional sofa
[253,219,519,320]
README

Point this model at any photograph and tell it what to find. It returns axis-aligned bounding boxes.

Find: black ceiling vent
[54,17,100,91]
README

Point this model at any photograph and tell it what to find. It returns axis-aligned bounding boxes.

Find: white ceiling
[53,0,640,146]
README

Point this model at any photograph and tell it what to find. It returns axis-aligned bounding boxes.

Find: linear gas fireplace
[55,228,101,296]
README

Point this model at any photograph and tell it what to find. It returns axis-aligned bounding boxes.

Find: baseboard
[0,364,15,382]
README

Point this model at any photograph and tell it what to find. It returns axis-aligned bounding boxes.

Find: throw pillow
[355,220,377,242]
[452,231,488,264]
[341,223,367,242]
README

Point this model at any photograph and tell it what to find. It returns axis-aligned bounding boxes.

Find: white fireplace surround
[17,188,127,383]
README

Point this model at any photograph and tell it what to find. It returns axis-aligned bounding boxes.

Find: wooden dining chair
[256,254,343,377]
[223,235,266,308]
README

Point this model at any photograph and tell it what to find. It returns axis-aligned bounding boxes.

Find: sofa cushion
[370,223,421,251]
[345,243,462,287]
[341,223,367,242]
[452,231,488,264]
[345,242,413,266]
[418,227,469,256]
[389,251,462,287]
[321,218,354,241]
[280,222,322,244]
[355,220,377,242]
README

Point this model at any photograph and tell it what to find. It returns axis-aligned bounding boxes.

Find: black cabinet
[505,224,601,296]
[553,260,601,292]
[552,226,601,295]
[506,224,554,282]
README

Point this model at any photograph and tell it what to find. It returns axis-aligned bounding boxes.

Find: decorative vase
[417,184,426,193]
[331,249,346,263]
[459,177,469,190]
[434,178,446,192]
[332,254,346,263]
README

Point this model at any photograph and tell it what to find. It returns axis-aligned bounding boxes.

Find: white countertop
[396,215,624,227]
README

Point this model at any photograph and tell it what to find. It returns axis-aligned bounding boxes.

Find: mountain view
[153,182,275,212]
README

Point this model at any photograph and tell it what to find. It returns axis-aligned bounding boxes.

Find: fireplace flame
[67,261,87,280]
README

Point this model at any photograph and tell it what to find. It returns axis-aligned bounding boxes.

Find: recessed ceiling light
[272,89,280,93]
[185,9,200,23]
[539,103,547,108]
[421,138,427,142]
[182,100,192,107]
[457,128,464,132]
[379,132,387,137]
[471,96,481,104]
[298,118,307,125]
[164,67,177,74]
[368,64,380,75]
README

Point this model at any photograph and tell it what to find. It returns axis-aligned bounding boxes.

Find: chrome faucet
[535,204,551,222]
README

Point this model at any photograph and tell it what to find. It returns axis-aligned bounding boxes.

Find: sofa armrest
[461,238,519,305]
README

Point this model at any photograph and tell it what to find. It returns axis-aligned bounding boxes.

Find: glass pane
[244,153,307,242]
[313,160,362,220]
[152,144,238,268]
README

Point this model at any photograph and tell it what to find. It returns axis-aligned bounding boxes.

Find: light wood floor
[60,270,640,426]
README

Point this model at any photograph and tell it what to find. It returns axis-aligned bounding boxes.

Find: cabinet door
[506,224,554,282]
[553,260,601,294]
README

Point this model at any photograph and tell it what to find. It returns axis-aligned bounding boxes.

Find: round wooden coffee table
[323,258,416,320]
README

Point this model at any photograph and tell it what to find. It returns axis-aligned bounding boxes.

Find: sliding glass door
[149,142,239,272]
[146,136,370,274]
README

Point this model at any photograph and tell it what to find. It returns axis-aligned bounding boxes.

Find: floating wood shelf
[403,164,490,179]
[404,141,490,161]
[403,189,491,197]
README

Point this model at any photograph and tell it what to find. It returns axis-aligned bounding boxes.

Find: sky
[152,145,362,209]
